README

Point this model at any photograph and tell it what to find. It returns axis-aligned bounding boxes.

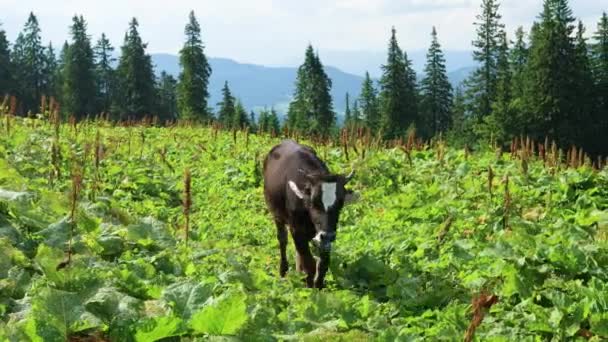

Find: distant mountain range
[151,53,475,116]
[278,49,476,78]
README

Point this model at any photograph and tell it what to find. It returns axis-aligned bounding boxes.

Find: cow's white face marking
[321,182,337,211]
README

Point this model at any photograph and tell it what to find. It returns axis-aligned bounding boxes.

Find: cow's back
[263,140,326,221]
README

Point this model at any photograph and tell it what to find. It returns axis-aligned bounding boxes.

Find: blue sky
[0,0,604,74]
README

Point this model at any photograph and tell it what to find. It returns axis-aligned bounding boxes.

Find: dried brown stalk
[488,166,494,199]
[183,169,192,246]
[503,175,511,230]
[464,293,499,342]
[58,166,82,270]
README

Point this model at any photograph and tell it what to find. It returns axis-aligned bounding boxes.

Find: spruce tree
[268,108,281,134]
[94,33,115,115]
[404,51,419,126]
[286,45,334,136]
[23,12,45,111]
[344,92,351,128]
[12,13,46,114]
[257,108,280,134]
[447,85,476,147]
[62,15,96,119]
[510,27,528,76]
[352,100,360,127]
[11,33,25,112]
[286,46,316,132]
[592,12,608,151]
[0,24,12,97]
[115,18,156,119]
[494,31,512,120]
[54,41,69,105]
[379,27,414,139]
[249,111,257,133]
[420,26,453,138]
[503,27,530,138]
[58,42,69,67]
[156,71,177,122]
[465,0,504,120]
[524,0,578,144]
[177,11,212,121]
[311,51,334,135]
[42,43,58,100]
[217,81,235,127]
[359,71,379,132]
[232,100,249,129]
[572,21,594,146]
[479,31,512,143]
[257,109,269,133]
[510,27,528,105]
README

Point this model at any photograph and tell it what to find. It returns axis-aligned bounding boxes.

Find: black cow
[262,139,358,288]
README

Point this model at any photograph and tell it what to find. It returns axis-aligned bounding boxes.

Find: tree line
[0,11,264,130]
[284,0,607,155]
[0,0,607,154]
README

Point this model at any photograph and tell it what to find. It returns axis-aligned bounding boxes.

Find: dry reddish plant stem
[503,175,510,230]
[183,169,192,246]
[437,215,454,245]
[342,129,350,162]
[488,166,494,199]
[59,167,82,270]
[464,293,499,342]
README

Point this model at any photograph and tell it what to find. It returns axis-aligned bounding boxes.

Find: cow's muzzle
[313,231,336,251]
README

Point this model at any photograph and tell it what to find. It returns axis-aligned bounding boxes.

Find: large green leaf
[34,244,65,283]
[0,189,30,202]
[162,280,213,320]
[135,315,185,342]
[190,292,248,336]
[85,287,142,323]
[24,288,102,341]
[0,220,21,245]
[590,313,608,337]
[37,218,71,249]
[126,217,175,249]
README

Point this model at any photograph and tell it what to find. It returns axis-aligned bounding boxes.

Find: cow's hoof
[313,276,325,289]
[305,277,315,288]
[279,257,289,277]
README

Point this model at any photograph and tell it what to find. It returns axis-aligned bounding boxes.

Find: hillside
[152,54,365,115]
[151,54,475,116]
[283,49,475,77]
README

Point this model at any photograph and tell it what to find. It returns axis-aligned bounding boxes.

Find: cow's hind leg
[275,219,289,277]
[296,252,305,273]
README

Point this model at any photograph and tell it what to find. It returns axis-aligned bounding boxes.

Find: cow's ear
[288,181,307,200]
[344,190,360,205]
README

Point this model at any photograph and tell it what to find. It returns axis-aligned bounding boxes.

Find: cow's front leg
[314,251,330,289]
[293,238,316,288]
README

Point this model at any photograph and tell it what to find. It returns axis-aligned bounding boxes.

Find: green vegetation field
[1,116,608,341]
